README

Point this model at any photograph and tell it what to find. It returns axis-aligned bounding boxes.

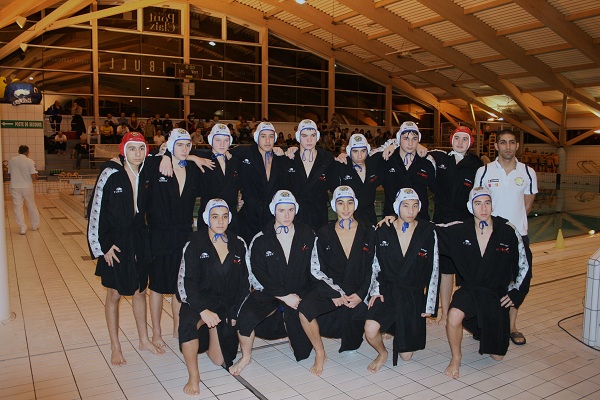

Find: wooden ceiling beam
[410,16,444,29]
[333,11,359,23]
[564,7,600,21]
[514,0,600,66]
[495,22,543,36]
[417,0,600,117]
[464,0,513,15]
[368,30,393,40]
[338,0,563,126]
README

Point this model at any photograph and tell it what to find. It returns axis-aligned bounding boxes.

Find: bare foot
[140,339,166,355]
[444,357,461,379]
[435,315,447,326]
[229,357,251,376]
[309,352,327,376]
[111,347,127,366]
[152,335,166,348]
[367,350,388,373]
[183,375,200,396]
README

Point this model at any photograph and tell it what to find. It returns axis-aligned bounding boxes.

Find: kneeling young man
[365,188,439,372]
[178,199,250,396]
[436,187,530,379]
[230,190,315,375]
[298,186,376,376]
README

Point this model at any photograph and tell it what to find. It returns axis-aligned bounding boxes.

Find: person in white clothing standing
[474,129,537,346]
[8,145,40,235]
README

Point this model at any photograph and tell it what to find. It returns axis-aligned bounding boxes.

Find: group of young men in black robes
[87,120,532,397]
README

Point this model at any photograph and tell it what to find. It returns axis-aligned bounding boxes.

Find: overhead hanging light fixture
[296,0,306,4]
[16,16,26,29]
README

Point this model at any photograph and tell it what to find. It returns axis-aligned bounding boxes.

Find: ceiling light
[209,41,216,46]
[487,117,495,121]
[594,129,600,134]
[29,77,33,80]
[146,87,150,90]
[16,16,26,29]
[296,0,306,4]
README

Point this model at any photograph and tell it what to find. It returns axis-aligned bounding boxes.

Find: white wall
[1,103,45,171]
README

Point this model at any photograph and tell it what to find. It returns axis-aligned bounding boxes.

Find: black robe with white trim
[304,221,376,352]
[382,150,437,221]
[334,153,383,225]
[177,229,250,368]
[436,216,530,356]
[231,145,287,242]
[368,220,439,364]
[281,148,336,231]
[237,221,315,361]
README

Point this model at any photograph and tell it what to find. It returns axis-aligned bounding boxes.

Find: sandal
[510,331,526,345]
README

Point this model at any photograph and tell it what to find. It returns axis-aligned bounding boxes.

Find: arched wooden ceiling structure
[1,0,599,144]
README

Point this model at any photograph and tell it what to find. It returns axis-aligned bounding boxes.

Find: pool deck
[1,191,599,400]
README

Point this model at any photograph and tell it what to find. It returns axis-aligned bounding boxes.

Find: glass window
[99,97,183,120]
[98,6,137,30]
[224,43,260,64]
[269,48,326,70]
[39,72,92,94]
[99,74,141,95]
[226,19,259,43]
[190,40,224,60]
[190,13,221,38]
[141,76,183,98]
[141,36,181,57]
[41,49,91,71]
[98,30,140,52]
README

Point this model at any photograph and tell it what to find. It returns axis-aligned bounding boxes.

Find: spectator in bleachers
[190,128,204,145]
[46,100,62,135]
[154,130,166,146]
[117,112,128,126]
[71,135,90,169]
[87,121,101,144]
[100,120,114,144]
[116,122,130,142]
[162,114,174,136]
[54,131,68,155]
[130,113,141,132]
[152,113,163,132]
[144,118,156,142]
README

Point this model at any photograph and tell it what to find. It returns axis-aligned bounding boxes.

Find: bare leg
[172,296,181,339]
[436,273,454,326]
[490,354,504,361]
[206,326,225,366]
[105,289,126,366]
[182,339,201,396]
[229,331,254,375]
[445,308,465,379]
[364,320,388,373]
[149,290,166,348]
[299,313,326,376]
[132,290,165,356]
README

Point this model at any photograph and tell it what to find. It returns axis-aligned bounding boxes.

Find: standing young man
[8,145,40,235]
[87,132,165,366]
[474,129,537,345]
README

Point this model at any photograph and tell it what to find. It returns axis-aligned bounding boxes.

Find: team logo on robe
[114,187,123,193]
[463,240,471,246]
[463,179,473,188]
[242,158,251,164]
[158,176,168,183]
[417,169,428,179]
[233,255,241,264]
[389,168,395,173]
[438,164,447,170]
[265,250,274,257]
[288,168,295,172]
[380,240,389,247]
[515,177,525,186]
[200,252,209,259]
[418,248,428,259]
[369,174,377,183]
[496,243,510,253]
[319,174,327,182]
[343,175,352,180]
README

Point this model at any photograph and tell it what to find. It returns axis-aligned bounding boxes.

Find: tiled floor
[1,190,599,400]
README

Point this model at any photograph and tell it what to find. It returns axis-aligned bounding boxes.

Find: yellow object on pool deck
[555,228,566,249]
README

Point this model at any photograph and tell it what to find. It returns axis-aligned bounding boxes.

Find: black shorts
[95,260,149,296]
[297,289,338,322]
[149,253,181,294]
[439,254,457,275]
[178,303,209,351]
[365,296,395,334]
[449,288,477,319]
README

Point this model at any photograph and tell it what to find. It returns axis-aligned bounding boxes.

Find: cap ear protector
[208,124,233,147]
[467,186,493,214]
[202,199,232,226]
[166,128,192,154]
[295,119,320,143]
[269,190,299,216]
[330,186,358,212]
[393,188,421,215]
[119,132,149,157]
[346,134,371,157]
[254,122,276,144]
[396,121,421,142]
[451,126,474,148]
